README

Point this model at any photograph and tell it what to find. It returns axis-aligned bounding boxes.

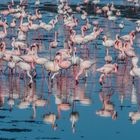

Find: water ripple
[0,128,32,133]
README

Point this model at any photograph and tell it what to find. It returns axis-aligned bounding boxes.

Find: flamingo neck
[8,5,11,11]
[114,65,118,73]
[2,43,6,52]
[20,16,23,26]
[81,28,85,37]
[54,32,57,42]
[4,25,7,34]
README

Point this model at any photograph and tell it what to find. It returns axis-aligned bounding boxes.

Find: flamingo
[114,34,123,50]
[55,54,72,69]
[39,20,55,31]
[28,20,40,30]
[68,47,83,66]
[44,59,61,79]
[120,31,136,45]
[123,42,136,58]
[0,42,20,56]
[0,5,11,16]
[10,18,16,28]
[102,35,115,55]
[19,15,29,32]
[75,60,96,84]
[10,56,33,87]
[70,29,84,45]
[17,28,27,41]
[11,37,27,50]
[97,63,118,85]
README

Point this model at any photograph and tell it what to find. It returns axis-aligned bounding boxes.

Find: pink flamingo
[97,63,118,85]
[75,60,96,84]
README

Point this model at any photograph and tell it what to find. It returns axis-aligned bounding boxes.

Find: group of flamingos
[0,0,140,128]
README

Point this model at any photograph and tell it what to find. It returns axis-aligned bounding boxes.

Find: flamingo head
[130,31,136,40]
[74,47,77,53]
[0,42,6,50]
[93,21,99,26]
[9,56,13,62]
[12,37,15,41]
[99,28,103,33]
[8,4,12,10]
[84,0,89,4]
[102,36,107,42]
[116,34,120,40]
[70,29,74,35]
[54,55,61,63]
[19,14,23,19]
[30,44,37,51]
[82,26,87,32]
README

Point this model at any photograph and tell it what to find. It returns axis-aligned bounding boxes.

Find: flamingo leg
[27,71,33,88]
[75,68,84,84]
[51,72,59,79]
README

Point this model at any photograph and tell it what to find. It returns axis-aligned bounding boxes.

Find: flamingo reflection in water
[96,89,117,120]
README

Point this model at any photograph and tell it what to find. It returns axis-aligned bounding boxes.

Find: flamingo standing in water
[55,54,72,70]
[123,41,136,58]
[9,56,33,88]
[102,35,115,55]
[68,47,83,66]
[70,28,85,45]
[97,63,118,85]
[44,59,61,79]
[75,60,96,84]
[120,31,136,45]
[11,37,27,50]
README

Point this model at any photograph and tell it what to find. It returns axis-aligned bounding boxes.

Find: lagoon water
[0,0,140,140]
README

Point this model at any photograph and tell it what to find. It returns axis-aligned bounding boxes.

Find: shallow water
[0,0,140,140]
